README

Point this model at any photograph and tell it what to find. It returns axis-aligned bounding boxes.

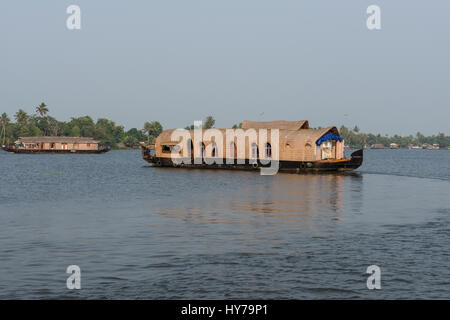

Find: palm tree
[203,116,215,129]
[36,103,49,117]
[14,109,28,124]
[143,121,163,144]
[0,113,9,126]
[1,113,10,146]
[48,117,60,136]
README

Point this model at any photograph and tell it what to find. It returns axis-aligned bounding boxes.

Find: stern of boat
[140,142,158,164]
[349,149,363,168]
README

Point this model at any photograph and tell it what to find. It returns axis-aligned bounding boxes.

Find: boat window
[230,141,237,158]
[51,143,55,149]
[265,143,272,158]
[200,142,206,158]
[187,139,193,158]
[162,145,172,153]
[173,145,180,153]
[251,143,258,158]
[211,142,217,157]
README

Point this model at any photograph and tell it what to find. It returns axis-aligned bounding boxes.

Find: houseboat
[2,136,110,154]
[390,143,400,149]
[140,120,363,173]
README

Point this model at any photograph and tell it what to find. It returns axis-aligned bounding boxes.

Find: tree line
[1,105,448,149]
[0,104,163,149]
[339,125,450,148]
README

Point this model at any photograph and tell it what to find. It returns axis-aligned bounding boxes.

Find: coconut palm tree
[0,113,9,126]
[203,116,215,129]
[1,113,10,146]
[36,103,49,117]
[14,109,28,124]
[143,121,163,144]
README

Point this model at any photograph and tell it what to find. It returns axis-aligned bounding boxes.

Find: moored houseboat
[140,120,363,173]
[2,136,110,154]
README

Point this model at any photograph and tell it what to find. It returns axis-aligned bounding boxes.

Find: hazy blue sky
[1,1,449,135]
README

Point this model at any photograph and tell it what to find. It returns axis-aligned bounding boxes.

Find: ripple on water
[0,150,449,299]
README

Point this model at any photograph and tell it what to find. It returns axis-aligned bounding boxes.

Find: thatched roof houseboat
[2,136,109,154]
[141,120,363,173]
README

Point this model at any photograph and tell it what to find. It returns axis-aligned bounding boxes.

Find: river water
[0,149,449,299]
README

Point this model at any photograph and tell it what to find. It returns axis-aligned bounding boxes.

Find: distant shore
[2,107,449,150]
[345,144,449,150]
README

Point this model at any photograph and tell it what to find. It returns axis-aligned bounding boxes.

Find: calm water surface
[0,149,449,299]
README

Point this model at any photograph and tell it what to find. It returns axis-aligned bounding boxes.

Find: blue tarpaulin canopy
[316,132,343,146]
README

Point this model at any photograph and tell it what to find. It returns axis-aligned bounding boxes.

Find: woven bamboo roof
[280,127,339,143]
[17,136,100,144]
[241,120,309,130]
[156,126,339,145]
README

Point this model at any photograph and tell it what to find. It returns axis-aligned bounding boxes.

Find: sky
[1,1,449,136]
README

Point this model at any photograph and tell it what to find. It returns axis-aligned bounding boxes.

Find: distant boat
[390,143,399,149]
[420,144,440,150]
[141,120,363,173]
[2,136,110,154]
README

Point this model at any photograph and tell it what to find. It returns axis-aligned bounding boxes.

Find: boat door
[321,140,336,159]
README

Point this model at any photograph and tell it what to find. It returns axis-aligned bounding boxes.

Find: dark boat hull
[2,147,110,154]
[141,147,363,173]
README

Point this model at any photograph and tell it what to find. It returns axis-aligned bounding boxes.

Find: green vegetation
[339,125,450,148]
[0,105,162,150]
[184,115,216,130]
[203,116,215,129]
[2,106,448,149]
[143,121,163,144]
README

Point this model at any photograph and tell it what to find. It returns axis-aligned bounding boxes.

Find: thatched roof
[154,130,180,145]
[17,136,100,144]
[155,125,342,161]
[155,126,339,145]
[280,127,339,143]
[242,120,309,130]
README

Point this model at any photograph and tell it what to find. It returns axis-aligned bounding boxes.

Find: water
[0,149,449,299]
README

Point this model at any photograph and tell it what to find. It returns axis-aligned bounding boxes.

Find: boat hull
[2,147,110,154]
[141,147,363,173]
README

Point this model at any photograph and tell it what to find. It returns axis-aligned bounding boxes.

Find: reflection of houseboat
[2,137,110,154]
[141,120,363,173]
